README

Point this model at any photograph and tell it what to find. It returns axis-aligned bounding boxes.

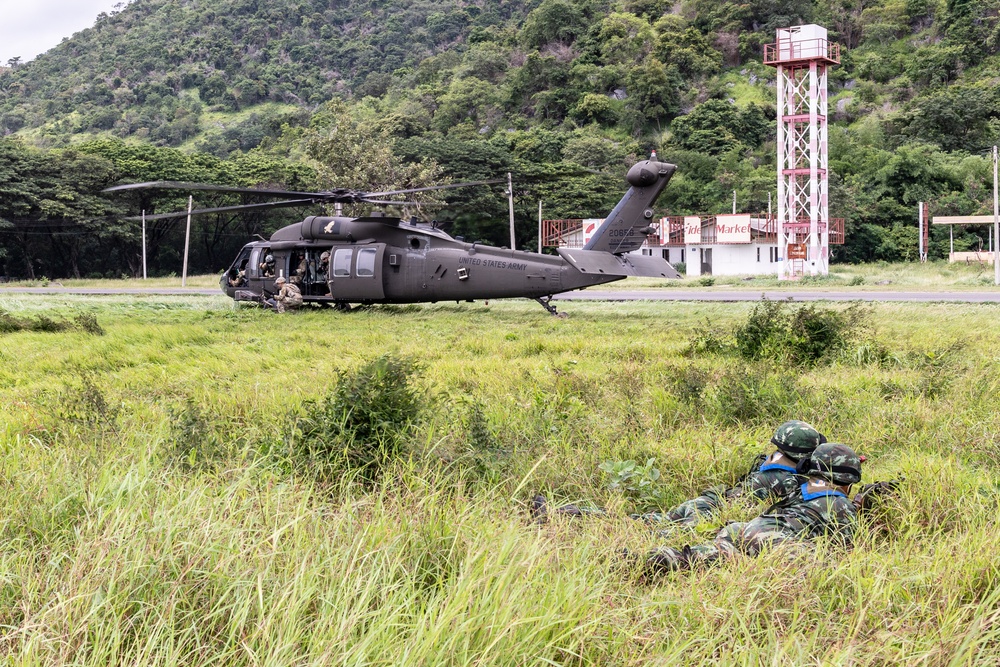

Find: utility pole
[181,195,192,287]
[537,200,543,253]
[918,202,923,263]
[994,145,999,285]
[141,210,147,280]
[507,172,515,249]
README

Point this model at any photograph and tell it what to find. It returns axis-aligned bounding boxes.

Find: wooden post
[994,146,998,284]
[141,210,147,280]
[537,200,542,253]
[507,172,515,249]
[181,195,192,287]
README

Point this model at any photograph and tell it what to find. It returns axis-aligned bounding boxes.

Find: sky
[0,0,122,65]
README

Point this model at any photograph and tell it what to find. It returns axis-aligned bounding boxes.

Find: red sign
[787,243,807,260]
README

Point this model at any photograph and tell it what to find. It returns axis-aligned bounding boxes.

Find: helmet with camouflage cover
[320,251,330,260]
[805,442,862,485]
[275,276,287,285]
[770,420,826,461]
[265,254,274,263]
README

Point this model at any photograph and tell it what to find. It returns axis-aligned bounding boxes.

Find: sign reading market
[715,214,752,243]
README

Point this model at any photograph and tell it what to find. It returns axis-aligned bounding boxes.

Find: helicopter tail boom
[557,248,681,279]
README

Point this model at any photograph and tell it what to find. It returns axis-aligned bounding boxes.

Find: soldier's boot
[645,545,693,573]
[530,495,548,524]
[529,495,604,524]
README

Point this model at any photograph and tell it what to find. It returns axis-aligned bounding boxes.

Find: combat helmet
[275,276,287,285]
[265,254,274,263]
[804,442,862,486]
[770,420,826,461]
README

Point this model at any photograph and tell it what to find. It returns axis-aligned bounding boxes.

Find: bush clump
[689,298,871,366]
[707,363,808,426]
[0,309,104,335]
[296,354,425,482]
[167,399,226,470]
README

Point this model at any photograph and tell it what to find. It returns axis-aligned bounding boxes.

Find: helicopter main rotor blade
[366,179,506,198]
[106,178,505,204]
[104,181,327,198]
[358,199,450,207]
[124,198,318,221]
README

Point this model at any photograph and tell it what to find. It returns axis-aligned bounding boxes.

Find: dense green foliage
[690,298,874,365]
[2,294,1000,662]
[3,0,1000,277]
[295,354,426,482]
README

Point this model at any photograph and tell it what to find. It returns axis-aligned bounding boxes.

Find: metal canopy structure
[765,25,840,279]
[932,215,997,263]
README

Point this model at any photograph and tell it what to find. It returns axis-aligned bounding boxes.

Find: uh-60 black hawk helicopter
[106,158,682,315]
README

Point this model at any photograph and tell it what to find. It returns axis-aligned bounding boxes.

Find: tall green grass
[1,294,999,663]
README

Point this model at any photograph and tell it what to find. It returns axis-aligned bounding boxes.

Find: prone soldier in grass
[533,420,826,526]
[637,419,826,526]
[643,442,898,571]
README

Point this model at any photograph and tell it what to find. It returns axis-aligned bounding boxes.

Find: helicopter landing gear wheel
[535,296,564,317]
[332,301,352,312]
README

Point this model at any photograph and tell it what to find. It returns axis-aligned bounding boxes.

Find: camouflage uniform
[639,420,825,527]
[292,257,308,285]
[274,280,303,313]
[646,443,862,571]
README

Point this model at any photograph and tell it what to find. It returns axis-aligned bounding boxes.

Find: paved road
[4,286,1000,303]
[552,289,1000,303]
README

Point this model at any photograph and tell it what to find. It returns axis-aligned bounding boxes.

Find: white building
[543,214,798,277]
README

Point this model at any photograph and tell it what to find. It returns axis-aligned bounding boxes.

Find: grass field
[5,260,1000,292]
[1,293,999,664]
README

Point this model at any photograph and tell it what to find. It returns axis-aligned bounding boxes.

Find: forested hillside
[2,0,1000,278]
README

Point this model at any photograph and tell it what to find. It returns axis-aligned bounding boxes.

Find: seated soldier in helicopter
[317,251,331,295]
[264,276,303,313]
[259,253,275,278]
[642,443,898,572]
[532,420,826,526]
[292,254,308,285]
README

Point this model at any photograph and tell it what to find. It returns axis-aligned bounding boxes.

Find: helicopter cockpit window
[357,248,376,277]
[333,249,352,277]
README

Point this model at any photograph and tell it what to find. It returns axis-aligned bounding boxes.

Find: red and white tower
[765,25,840,278]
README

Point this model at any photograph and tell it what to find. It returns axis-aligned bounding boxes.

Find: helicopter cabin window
[357,248,377,277]
[333,249,353,277]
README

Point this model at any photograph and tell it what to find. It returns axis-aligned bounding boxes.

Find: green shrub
[707,363,807,426]
[0,309,104,335]
[693,298,872,366]
[599,457,668,510]
[698,276,716,286]
[167,399,226,470]
[295,355,425,482]
[460,401,508,484]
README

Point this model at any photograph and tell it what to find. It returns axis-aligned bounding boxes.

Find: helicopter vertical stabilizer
[583,160,677,255]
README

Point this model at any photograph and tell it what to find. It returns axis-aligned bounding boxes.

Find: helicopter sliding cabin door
[329,244,386,301]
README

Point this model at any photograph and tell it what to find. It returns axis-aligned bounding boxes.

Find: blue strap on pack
[800,482,847,501]
[760,462,797,473]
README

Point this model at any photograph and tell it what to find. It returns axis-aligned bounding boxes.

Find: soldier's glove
[852,479,902,513]
[734,453,769,486]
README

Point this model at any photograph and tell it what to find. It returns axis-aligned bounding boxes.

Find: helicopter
[105,158,682,315]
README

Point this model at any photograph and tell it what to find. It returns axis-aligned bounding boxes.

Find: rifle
[852,479,902,513]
